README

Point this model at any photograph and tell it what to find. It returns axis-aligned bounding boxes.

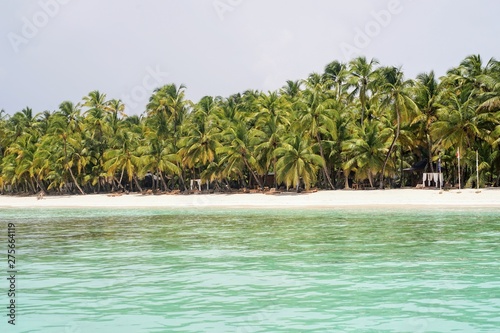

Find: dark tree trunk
[316,133,335,189]
[380,105,401,189]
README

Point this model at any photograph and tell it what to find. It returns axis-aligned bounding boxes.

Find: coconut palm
[3,133,40,193]
[432,93,485,156]
[146,83,188,141]
[179,96,221,170]
[342,121,390,188]
[9,107,41,139]
[324,60,349,101]
[139,127,181,192]
[275,134,324,191]
[105,99,126,134]
[253,92,290,188]
[281,80,302,100]
[104,123,143,192]
[376,66,418,188]
[411,71,442,172]
[297,80,336,189]
[43,112,86,194]
[218,120,263,189]
[348,57,379,126]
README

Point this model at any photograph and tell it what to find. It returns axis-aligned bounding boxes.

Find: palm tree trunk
[159,170,168,192]
[316,134,335,189]
[243,157,263,189]
[368,171,374,188]
[29,178,37,194]
[69,167,86,195]
[119,168,125,185]
[380,106,401,189]
[133,174,143,192]
[176,162,187,191]
[360,86,366,126]
[113,177,125,191]
[427,134,434,173]
[273,156,278,189]
[34,177,47,194]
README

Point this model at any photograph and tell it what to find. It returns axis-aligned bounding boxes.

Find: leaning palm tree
[376,66,418,188]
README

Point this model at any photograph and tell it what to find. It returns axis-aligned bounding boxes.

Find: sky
[1,0,499,116]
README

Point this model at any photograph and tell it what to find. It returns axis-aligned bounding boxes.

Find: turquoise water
[1,207,500,332]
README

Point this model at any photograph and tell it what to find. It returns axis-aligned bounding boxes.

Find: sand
[0,188,499,209]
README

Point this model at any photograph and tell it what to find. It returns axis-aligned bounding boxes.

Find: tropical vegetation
[1,55,499,194]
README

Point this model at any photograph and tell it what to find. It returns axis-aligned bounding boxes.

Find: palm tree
[105,99,126,134]
[298,79,336,189]
[43,112,86,194]
[218,120,263,189]
[146,84,189,189]
[140,128,181,192]
[81,92,114,192]
[146,83,188,141]
[3,133,40,193]
[280,80,302,100]
[254,92,290,188]
[275,134,324,191]
[377,66,418,188]
[0,109,9,157]
[104,123,143,192]
[445,55,497,99]
[324,60,349,101]
[476,58,500,114]
[58,101,83,132]
[179,96,221,171]
[348,57,379,126]
[432,93,486,157]
[9,107,41,139]
[342,121,390,188]
[411,71,442,172]
[327,103,354,189]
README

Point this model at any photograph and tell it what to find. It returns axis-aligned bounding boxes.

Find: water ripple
[3,208,500,332]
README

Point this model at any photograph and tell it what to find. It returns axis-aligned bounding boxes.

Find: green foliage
[1,55,499,194]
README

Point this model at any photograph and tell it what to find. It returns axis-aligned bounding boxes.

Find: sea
[1,207,499,332]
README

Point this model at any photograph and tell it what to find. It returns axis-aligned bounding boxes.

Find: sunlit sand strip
[1,189,499,209]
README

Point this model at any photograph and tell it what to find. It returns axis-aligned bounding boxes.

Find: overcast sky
[1,0,499,116]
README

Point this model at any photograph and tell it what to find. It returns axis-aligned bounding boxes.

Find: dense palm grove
[1,55,499,195]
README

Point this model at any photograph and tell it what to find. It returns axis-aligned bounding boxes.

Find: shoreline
[1,188,499,209]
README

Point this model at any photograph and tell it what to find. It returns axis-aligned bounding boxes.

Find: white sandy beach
[0,188,499,209]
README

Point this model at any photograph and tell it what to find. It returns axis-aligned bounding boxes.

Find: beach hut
[403,159,427,187]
